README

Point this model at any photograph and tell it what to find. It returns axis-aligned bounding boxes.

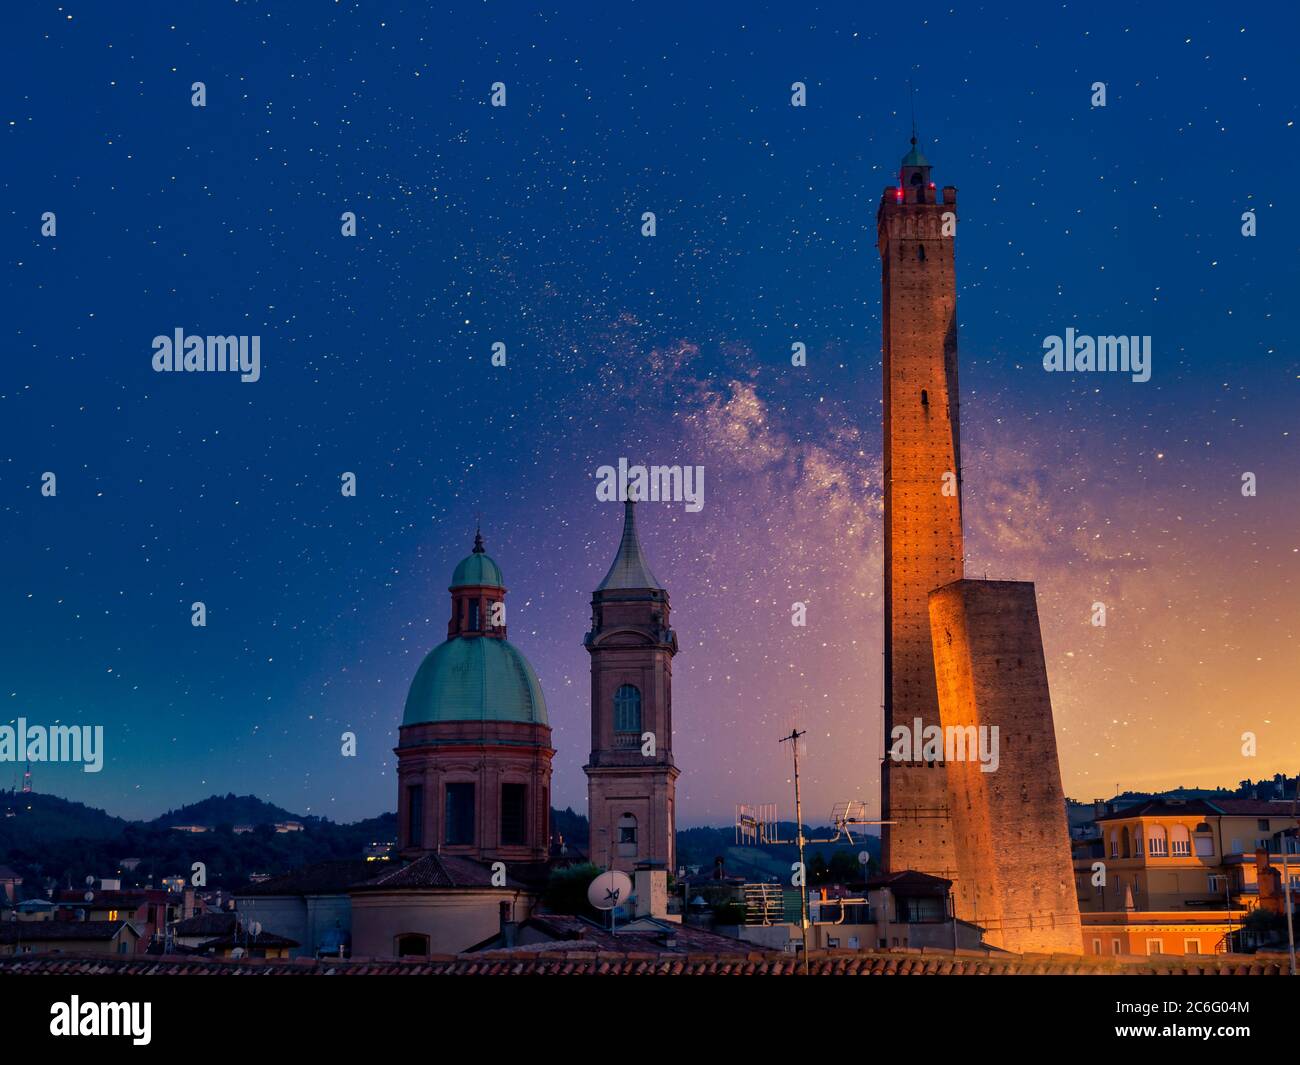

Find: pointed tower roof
[597,500,662,591]
[901,136,930,169]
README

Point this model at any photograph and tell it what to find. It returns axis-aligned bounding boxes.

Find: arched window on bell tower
[614,684,642,736]
[617,812,638,857]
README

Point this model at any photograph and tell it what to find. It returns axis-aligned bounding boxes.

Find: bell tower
[878,136,964,880]
[583,500,679,874]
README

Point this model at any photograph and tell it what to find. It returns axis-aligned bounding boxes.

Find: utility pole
[780,728,811,976]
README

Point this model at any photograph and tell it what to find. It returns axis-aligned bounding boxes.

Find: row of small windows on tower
[405,781,534,848]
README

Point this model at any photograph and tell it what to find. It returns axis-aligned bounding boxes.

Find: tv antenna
[736,730,895,974]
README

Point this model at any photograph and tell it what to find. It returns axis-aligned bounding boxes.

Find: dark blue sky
[4,2,1296,824]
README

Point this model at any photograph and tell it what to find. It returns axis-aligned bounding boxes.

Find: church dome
[450,530,504,588]
[402,635,548,727]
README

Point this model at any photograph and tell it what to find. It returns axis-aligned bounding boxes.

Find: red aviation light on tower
[895,187,904,203]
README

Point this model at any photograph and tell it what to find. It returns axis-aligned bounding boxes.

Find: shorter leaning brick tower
[928,580,1082,954]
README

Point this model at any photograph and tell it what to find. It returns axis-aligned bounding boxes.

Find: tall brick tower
[584,500,679,874]
[878,137,964,879]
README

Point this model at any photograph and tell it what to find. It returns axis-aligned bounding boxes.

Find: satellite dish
[858,851,870,866]
[586,870,633,912]
[84,875,95,887]
[249,921,263,937]
[83,891,94,903]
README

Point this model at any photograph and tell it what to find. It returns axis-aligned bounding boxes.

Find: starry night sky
[3,2,1297,826]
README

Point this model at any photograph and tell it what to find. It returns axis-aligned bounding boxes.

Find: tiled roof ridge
[0,948,1286,976]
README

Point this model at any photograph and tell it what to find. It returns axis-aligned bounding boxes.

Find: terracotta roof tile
[173,912,238,936]
[0,948,1284,976]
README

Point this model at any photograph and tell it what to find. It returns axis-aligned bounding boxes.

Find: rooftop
[481,913,750,954]
[0,948,1284,976]
[1095,798,1299,822]
[236,859,385,897]
[0,920,135,944]
[354,853,531,892]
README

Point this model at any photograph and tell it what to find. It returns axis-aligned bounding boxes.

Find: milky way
[3,4,1295,824]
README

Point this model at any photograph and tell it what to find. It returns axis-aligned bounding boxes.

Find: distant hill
[0,790,397,896]
[151,793,301,829]
[551,806,589,850]
[0,790,128,848]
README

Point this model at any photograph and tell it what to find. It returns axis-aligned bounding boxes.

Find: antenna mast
[779,729,811,976]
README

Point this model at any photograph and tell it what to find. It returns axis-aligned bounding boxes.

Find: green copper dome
[901,139,929,168]
[403,636,548,726]
[450,530,504,589]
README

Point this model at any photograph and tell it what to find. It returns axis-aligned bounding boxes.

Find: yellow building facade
[1074,798,1300,955]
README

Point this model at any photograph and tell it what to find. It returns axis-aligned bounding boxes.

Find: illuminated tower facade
[878,138,964,879]
[584,501,679,874]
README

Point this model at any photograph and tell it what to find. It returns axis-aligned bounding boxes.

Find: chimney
[498,900,518,947]
[634,862,669,918]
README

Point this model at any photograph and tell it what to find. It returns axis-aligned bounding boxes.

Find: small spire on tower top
[909,76,918,143]
[472,523,485,554]
[596,498,663,591]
